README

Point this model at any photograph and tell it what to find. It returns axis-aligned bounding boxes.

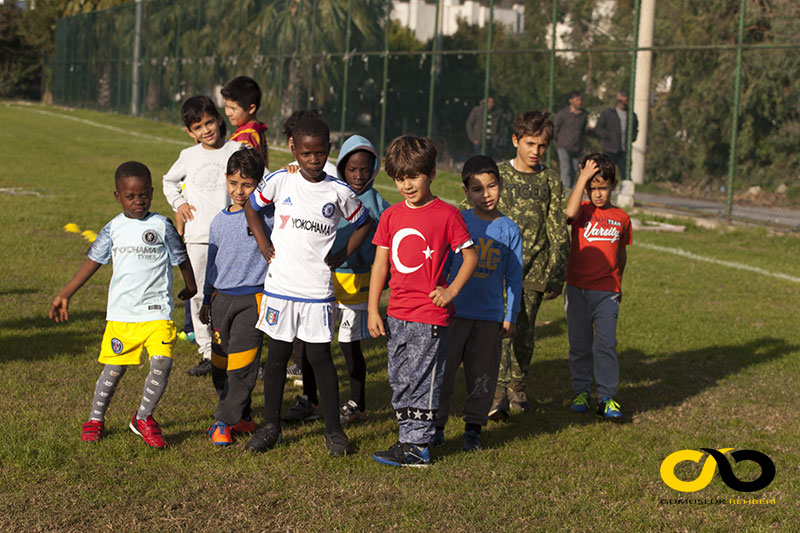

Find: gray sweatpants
[564,284,621,400]
[386,316,448,445]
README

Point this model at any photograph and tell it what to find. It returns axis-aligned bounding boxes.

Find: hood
[336,135,380,193]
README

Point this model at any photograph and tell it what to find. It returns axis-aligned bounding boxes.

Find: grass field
[1,101,799,532]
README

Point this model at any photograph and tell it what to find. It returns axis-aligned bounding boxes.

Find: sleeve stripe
[345,202,365,222]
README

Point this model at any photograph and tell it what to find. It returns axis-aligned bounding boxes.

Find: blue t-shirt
[448,210,523,323]
[203,207,273,304]
[88,212,187,322]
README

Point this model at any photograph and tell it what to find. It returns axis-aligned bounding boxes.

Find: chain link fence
[48,0,800,216]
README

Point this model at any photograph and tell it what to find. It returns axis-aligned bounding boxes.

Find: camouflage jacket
[495,161,569,293]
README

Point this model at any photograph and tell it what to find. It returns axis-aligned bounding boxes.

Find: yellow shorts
[99,320,176,365]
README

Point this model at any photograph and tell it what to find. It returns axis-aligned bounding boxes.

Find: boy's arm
[367,246,390,337]
[326,216,374,270]
[245,199,275,262]
[429,245,478,308]
[177,258,197,301]
[617,245,627,302]
[163,157,196,222]
[49,259,102,323]
[543,173,570,299]
[566,159,599,219]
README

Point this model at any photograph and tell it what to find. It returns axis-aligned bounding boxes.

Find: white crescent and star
[391,228,434,274]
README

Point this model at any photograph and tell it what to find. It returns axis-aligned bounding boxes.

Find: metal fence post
[339,0,354,146]
[131,0,143,116]
[546,0,558,167]
[726,0,746,223]
[480,0,495,154]
[379,0,391,157]
[426,0,441,139]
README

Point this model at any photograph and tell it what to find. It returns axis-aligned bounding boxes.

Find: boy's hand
[543,290,560,300]
[177,286,197,300]
[49,295,70,323]
[429,286,456,308]
[501,321,515,338]
[176,203,197,223]
[199,304,211,325]
[577,159,599,183]
[261,242,276,263]
[368,311,385,338]
[325,248,347,270]
[283,164,300,173]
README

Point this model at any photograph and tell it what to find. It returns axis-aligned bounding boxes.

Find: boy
[200,148,272,446]
[163,95,242,377]
[50,162,197,448]
[368,135,478,468]
[222,76,269,167]
[243,117,374,457]
[488,110,570,419]
[565,153,632,421]
[433,155,522,451]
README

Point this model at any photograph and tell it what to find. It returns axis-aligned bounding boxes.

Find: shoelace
[604,399,621,413]
[574,392,589,406]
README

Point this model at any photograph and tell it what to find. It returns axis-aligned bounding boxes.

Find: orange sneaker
[129,413,166,448]
[207,421,232,446]
[231,417,255,435]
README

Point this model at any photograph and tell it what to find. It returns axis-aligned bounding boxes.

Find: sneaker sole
[371,454,430,468]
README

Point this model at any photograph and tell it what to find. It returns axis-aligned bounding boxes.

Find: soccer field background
[1,101,799,531]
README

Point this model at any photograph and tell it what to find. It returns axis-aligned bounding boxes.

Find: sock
[465,423,481,434]
[340,341,366,411]
[263,338,293,427]
[89,364,127,421]
[137,356,173,420]
[300,344,318,405]
[304,342,342,434]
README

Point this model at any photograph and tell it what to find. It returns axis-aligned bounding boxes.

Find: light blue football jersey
[88,212,188,322]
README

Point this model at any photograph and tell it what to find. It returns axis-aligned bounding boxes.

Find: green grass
[1,101,799,531]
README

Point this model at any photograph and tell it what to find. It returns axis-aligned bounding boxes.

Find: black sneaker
[244,423,282,452]
[462,429,482,452]
[324,430,351,457]
[372,442,430,468]
[281,395,321,423]
[187,358,212,377]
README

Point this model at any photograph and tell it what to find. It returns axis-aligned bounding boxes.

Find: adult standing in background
[554,91,587,188]
[466,96,499,158]
[595,91,638,181]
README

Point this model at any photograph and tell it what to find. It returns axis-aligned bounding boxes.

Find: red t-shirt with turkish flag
[373,197,473,326]
[566,202,633,292]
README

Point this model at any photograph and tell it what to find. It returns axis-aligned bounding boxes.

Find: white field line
[8,103,298,153]
[638,242,800,284]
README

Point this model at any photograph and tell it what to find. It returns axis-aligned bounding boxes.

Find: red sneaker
[129,413,166,448]
[81,420,104,442]
[231,417,255,434]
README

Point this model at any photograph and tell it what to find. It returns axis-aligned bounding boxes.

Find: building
[392,0,525,42]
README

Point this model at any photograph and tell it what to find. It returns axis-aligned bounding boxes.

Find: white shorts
[335,303,369,343]
[256,294,334,343]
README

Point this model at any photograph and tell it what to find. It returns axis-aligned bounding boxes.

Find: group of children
[50,75,632,467]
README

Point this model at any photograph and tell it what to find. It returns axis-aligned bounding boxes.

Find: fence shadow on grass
[0,311,106,363]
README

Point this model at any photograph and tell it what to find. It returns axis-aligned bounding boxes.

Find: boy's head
[225,148,264,209]
[580,152,616,209]
[341,149,376,194]
[181,95,225,149]
[221,76,262,127]
[114,161,152,219]
[289,117,331,181]
[461,155,501,216]
[282,108,322,141]
[385,135,437,207]
[511,110,553,173]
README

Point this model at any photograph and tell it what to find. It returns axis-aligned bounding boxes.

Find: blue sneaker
[570,391,590,413]
[597,397,623,422]
[207,421,232,446]
[373,442,431,468]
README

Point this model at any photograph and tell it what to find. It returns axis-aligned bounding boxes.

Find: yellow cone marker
[81,230,98,243]
[63,223,81,234]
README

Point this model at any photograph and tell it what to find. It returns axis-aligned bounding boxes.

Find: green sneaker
[570,391,590,413]
[597,397,623,422]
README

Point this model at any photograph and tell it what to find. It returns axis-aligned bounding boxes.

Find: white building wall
[393,0,525,42]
